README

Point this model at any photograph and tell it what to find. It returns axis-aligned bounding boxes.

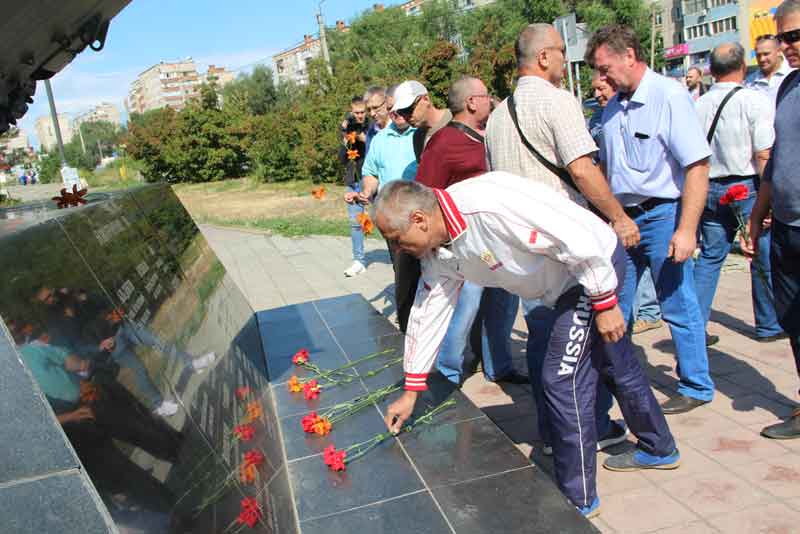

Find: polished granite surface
[258,294,597,533]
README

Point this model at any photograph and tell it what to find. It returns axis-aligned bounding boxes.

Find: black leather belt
[712,174,758,183]
[623,197,677,217]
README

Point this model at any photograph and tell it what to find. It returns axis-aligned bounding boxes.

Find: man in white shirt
[694,42,784,343]
[377,175,677,518]
[746,34,795,104]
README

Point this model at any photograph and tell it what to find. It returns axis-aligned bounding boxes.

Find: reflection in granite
[0,329,79,484]
[300,491,452,534]
[433,466,598,534]
[0,185,292,534]
[1,472,113,534]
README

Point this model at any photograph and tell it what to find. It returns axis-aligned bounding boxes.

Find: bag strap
[776,69,800,108]
[447,121,485,144]
[413,127,428,163]
[507,93,579,193]
[706,86,743,143]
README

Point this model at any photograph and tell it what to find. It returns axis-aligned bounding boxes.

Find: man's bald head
[515,23,560,67]
[710,42,745,79]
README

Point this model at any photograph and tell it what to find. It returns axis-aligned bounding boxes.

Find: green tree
[125,108,179,180]
[36,151,62,184]
[221,65,280,116]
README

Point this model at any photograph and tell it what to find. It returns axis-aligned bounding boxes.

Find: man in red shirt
[416,76,491,188]
[417,76,528,386]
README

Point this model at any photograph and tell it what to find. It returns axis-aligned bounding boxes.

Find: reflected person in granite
[92,307,216,417]
[13,327,183,518]
[375,176,678,518]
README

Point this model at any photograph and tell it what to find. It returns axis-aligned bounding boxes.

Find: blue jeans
[479,288,517,381]
[345,185,365,263]
[634,267,661,323]
[619,200,714,402]
[437,281,484,383]
[695,177,781,338]
[522,299,614,446]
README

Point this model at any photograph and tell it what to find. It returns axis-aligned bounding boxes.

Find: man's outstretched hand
[384,390,418,434]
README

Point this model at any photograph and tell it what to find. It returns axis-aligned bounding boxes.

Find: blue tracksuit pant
[542,243,676,508]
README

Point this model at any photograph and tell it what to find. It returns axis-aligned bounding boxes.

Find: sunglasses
[395,96,421,119]
[777,28,800,44]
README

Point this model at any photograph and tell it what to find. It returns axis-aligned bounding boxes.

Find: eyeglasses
[366,99,386,112]
[777,28,800,44]
[543,45,567,56]
[395,96,421,119]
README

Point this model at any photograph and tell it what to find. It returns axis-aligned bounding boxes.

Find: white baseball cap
[390,80,428,112]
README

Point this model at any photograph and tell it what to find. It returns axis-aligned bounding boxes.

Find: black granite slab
[299,491,452,534]
[1,472,114,533]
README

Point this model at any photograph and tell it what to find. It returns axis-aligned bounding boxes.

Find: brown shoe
[632,319,664,335]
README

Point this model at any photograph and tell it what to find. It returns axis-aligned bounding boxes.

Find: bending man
[377,174,677,517]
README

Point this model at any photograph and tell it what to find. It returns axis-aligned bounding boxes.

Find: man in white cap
[391,80,452,155]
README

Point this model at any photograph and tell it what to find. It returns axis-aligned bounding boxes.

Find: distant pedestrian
[746,34,796,105]
[340,96,370,278]
[694,42,784,344]
[686,65,707,101]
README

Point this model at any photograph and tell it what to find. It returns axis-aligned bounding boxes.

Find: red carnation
[303,379,321,400]
[292,349,310,365]
[301,412,319,433]
[243,450,265,468]
[236,387,251,401]
[720,184,750,205]
[236,497,262,528]
[322,444,347,471]
[234,424,255,442]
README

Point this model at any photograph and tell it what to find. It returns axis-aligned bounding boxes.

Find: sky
[19,0,391,148]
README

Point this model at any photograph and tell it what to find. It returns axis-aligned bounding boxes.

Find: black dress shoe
[492,370,529,385]
[661,395,709,415]
[761,410,800,439]
[756,333,789,343]
[706,333,720,347]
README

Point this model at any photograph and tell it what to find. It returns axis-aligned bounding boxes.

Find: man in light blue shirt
[587,24,714,418]
[354,88,420,333]
[746,34,795,105]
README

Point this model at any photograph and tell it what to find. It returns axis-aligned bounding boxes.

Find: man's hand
[610,215,640,248]
[668,229,696,263]
[595,305,626,343]
[358,132,367,143]
[344,191,358,204]
[58,406,95,425]
[384,390,418,434]
[64,355,90,374]
[740,217,762,259]
[99,337,115,352]
[356,191,372,205]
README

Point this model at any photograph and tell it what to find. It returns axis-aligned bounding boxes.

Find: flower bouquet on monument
[286,347,402,399]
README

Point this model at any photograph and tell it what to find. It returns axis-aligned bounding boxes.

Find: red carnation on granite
[303,379,321,400]
[234,424,255,442]
[236,497,262,528]
[292,348,309,365]
[236,387,251,401]
[323,444,347,472]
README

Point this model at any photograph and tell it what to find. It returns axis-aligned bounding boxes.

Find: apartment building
[74,102,122,128]
[272,21,348,86]
[35,114,74,152]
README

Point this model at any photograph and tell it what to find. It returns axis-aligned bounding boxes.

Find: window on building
[710,0,735,6]
[710,16,737,33]
[655,11,664,25]
[686,23,710,40]
[672,6,684,21]
[684,0,707,15]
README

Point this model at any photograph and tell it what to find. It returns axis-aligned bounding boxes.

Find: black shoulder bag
[447,121,485,144]
[507,93,579,193]
[706,86,743,143]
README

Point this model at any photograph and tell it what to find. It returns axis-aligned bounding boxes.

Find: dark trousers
[62,381,182,511]
[770,220,800,387]
[542,243,675,508]
[386,240,421,333]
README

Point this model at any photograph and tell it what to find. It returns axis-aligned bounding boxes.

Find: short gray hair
[374,180,438,232]
[515,23,555,67]
[448,76,479,114]
[776,0,800,18]
[364,85,386,101]
[710,43,745,77]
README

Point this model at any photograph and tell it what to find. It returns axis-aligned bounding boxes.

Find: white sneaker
[154,400,179,417]
[191,352,216,371]
[344,261,366,277]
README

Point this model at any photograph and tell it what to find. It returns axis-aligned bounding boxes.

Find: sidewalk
[201,224,800,534]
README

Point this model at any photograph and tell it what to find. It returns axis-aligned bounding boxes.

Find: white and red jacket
[403,171,619,392]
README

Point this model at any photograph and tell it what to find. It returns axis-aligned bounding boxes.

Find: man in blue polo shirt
[586,24,714,415]
[355,82,420,332]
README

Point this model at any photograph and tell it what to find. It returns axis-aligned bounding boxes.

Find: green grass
[174,177,326,196]
[196,213,380,239]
